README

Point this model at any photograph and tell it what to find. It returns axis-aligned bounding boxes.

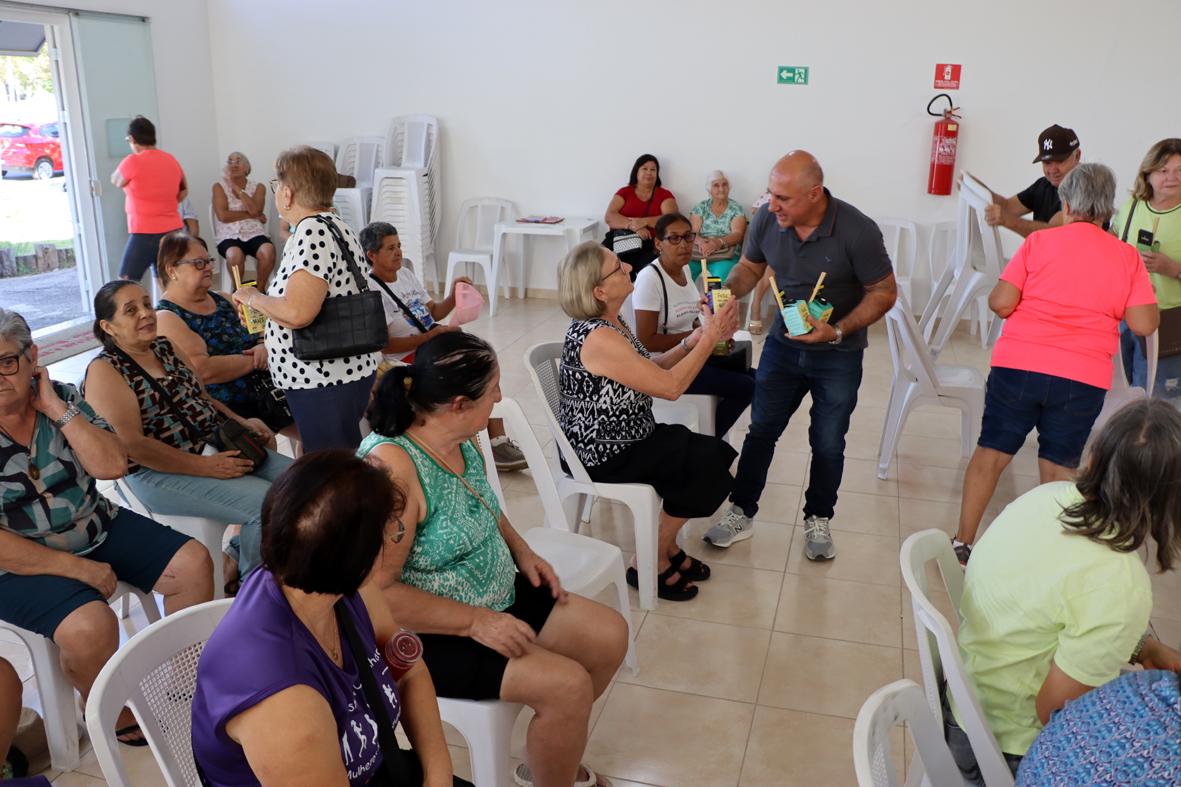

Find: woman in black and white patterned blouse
[232,147,377,452]
[557,241,739,601]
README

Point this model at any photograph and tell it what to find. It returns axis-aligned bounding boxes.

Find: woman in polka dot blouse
[232,147,377,451]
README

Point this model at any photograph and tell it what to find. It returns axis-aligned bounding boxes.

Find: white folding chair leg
[437,698,522,787]
[30,634,80,771]
[609,554,639,674]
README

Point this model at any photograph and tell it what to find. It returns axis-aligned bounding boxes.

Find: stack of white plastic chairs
[370,115,442,292]
[332,136,385,231]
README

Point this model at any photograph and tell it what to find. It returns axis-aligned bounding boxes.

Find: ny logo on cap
[1044,139,1053,150]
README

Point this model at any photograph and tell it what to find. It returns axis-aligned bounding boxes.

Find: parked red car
[1,122,64,180]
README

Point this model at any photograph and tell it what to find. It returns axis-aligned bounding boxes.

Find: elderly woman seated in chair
[0,308,212,746]
[359,331,626,787]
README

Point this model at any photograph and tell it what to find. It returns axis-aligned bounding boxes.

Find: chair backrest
[336,136,385,188]
[86,599,234,787]
[900,530,1013,787]
[332,188,365,232]
[473,397,569,530]
[386,115,439,171]
[925,220,958,314]
[853,679,965,787]
[524,342,595,485]
[884,294,941,399]
[876,218,918,282]
[304,140,336,160]
[453,198,515,253]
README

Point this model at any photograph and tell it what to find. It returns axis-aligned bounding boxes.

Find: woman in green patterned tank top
[358,332,626,787]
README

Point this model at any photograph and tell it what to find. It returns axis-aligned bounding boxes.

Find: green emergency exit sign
[777,65,809,85]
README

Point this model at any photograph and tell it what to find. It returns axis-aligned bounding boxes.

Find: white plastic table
[492,217,600,299]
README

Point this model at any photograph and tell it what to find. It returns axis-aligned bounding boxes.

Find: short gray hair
[706,169,728,191]
[1057,163,1116,222]
[558,241,609,320]
[226,150,252,176]
[0,308,32,351]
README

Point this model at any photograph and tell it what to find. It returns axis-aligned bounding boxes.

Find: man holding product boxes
[702,151,895,560]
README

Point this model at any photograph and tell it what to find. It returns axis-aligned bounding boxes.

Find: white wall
[19,0,221,228]
[204,0,1178,292]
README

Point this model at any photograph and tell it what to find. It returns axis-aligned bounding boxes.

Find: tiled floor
[7,295,1180,786]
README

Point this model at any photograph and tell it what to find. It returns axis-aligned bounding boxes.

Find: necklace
[0,413,38,480]
[403,430,500,519]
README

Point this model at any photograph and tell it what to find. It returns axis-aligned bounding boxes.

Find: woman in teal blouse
[358,331,626,787]
[689,169,748,283]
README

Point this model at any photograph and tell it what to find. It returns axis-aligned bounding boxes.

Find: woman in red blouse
[604,154,679,277]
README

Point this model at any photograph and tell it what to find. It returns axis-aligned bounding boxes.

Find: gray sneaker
[491,436,528,472]
[803,515,836,561]
[702,504,755,548]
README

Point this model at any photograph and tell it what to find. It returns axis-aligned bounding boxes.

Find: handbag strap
[1121,199,1139,242]
[312,215,372,294]
[112,346,209,449]
[371,275,431,334]
[655,264,669,333]
[334,599,415,784]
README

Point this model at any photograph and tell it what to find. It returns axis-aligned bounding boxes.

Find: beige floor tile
[842,427,888,463]
[745,482,802,524]
[74,740,165,784]
[635,563,784,630]
[903,648,923,684]
[899,406,969,439]
[584,683,754,787]
[758,632,903,718]
[897,462,965,502]
[618,614,771,702]
[765,450,809,487]
[682,519,793,573]
[835,457,898,497]
[740,705,903,787]
[1151,616,1181,650]
[829,490,899,537]
[775,574,902,648]
[786,527,901,587]
[895,434,971,472]
[49,773,106,787]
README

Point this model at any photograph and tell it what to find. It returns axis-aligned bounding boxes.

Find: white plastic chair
[335,136,386,189]
[85,598,232,787]
[925,221,957,317]
[877,218,919,315]
[209,205,258,293]
[332,187,367,232]
[371,167,439,293]
[444,198,516,314]
[919,177,1006,356]
[900,530,1014,787]
[878,295,985,479]
[525,342,664,610]
[853,679,966,787]
[0,583,160,772]
[1088,330,1158,443]
[435,698,521,787]
[476,398,637,673]
[112,479,227,599]
[303,140,336,161]
[385,115,438,171]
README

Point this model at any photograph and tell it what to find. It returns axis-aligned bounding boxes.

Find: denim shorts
[978,367,1105,467]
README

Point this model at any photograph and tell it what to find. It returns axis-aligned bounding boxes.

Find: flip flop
[116,722,150,747]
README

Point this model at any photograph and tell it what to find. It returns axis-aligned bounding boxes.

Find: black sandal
[626,564,699,602]
[116,722,150,747]
[669,549,710,582]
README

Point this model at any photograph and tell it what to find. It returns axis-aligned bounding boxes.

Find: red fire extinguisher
[927,93,961,196]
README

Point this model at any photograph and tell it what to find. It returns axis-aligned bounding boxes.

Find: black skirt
[584,423,736,518]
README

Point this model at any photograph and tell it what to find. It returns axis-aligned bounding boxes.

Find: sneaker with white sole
[803,515,836,560]
[702,504,755,548]
[491,436,528,472]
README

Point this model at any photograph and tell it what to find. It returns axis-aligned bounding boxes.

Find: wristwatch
[54,403,81,428]
[828,324,844,345]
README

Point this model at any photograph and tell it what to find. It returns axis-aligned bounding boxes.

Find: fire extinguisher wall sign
[927,93,961,196]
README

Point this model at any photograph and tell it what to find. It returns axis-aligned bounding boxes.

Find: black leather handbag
[292,216,387,362]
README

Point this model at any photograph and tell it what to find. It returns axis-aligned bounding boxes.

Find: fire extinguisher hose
[927,93,961,121]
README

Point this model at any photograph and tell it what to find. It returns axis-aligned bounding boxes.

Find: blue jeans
[124,449,292,577]
[684,363,756,437]
[731,339,864,519]
[1123,323,1181,403]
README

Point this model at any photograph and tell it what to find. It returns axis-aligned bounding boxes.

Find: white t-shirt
[632,261,700,334]
[264,212,378,390]
[371,267,436,362]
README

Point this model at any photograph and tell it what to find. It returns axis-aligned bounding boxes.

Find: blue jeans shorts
[978,367,1105,468]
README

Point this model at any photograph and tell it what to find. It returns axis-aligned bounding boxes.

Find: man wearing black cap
[983,124,1081,238]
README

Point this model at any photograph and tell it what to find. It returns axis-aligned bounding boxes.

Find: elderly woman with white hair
[689,170,748,283]
[212,151,277,288]
[558,241,739,601]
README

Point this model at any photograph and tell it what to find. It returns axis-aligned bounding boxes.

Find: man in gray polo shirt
[703,151,896,559]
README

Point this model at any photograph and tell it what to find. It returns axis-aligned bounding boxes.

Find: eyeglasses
[597,262,625,283]
[0,345,30,377]
[269,177,281,193]
[177,256,214,270]
[662,232,697,245]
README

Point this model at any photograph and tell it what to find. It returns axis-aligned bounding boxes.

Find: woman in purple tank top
[191,451,457,786]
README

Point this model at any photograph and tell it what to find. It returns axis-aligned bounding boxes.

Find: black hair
[654,212,691,240]
[628,154,662,188]
[127,115,156,146]
[1060,399,1181,571]
[359,221,398,256]
[92,280,142,352]
[367,331,498,437]
[261,450,402,595]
